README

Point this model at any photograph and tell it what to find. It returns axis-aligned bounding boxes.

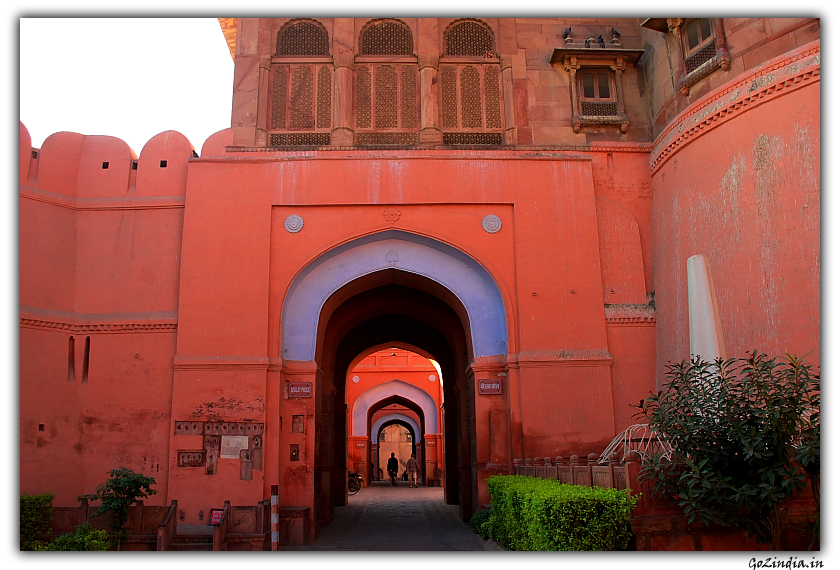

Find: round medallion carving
[482,214,502,234]
[352,375,360,384]
[428,374,437,382]
[385,251,400,266]
[284,214,304,233]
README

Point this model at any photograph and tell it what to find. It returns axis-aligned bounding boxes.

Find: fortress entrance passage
[279,231,510,540]
[286,485,485,551]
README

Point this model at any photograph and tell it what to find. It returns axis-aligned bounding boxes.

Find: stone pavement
[284,481,488,551]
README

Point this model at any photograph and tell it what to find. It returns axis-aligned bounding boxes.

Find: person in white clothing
[405,453,419,488]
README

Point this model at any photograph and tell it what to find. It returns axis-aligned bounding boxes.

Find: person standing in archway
[406,453,419,488]
[387,452,399,486]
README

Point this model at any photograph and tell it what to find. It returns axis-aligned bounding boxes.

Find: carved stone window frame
[667,18,730,96]
[558,52,635,133]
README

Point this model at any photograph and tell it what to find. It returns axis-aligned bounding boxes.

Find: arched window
[360,19,413,56]
[443,19,496,57]
[440,20,503,145]
[270,19,332,146]
[355,19,419,146]
[276,19,330,56]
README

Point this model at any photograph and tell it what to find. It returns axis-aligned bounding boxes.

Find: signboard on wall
[478,379,503,395]
[289,382,312,398]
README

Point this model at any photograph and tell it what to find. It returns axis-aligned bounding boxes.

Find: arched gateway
[279,230,510,538]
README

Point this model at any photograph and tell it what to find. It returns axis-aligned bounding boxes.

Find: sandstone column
[331,55,355,146]
[500,56,517,145]
[418,56,443,145]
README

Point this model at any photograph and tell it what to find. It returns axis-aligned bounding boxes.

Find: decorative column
[564,56,582,133]
[255,56,271,147]
[331,54,355,146]
[611,58,629,133]
[418,55,443,145]
[687,254,727,361]
[500,56,517,145]
[713,18,731,71]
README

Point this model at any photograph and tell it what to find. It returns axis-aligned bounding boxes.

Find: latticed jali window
[355,64,419,145]
[360,19,414,56]
[270,19,332,146]
[270,64,333,146]
[444,20,496,57]
[276,19,330,56]
[440,64,503,145]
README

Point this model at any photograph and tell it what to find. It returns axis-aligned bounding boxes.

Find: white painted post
[270,484,279,551]
[687,254,727,361]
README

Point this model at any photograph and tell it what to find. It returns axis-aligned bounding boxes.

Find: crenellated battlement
[19,122,235,201]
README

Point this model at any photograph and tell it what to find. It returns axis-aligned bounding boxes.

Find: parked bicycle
[348,472,363,494]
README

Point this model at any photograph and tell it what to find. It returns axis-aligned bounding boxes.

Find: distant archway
[352,379,437,436]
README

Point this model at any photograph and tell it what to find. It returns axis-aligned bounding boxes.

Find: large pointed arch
[281,230,508,361]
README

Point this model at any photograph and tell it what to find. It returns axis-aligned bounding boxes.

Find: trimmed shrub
[469,507,493,540]
[20,493,54,550]
[485,475,638,551]
[35,523,111,551]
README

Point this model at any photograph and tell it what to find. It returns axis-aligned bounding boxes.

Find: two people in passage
[386,452,420,487]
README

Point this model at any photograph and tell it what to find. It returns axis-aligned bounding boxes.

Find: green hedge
[481,475,638,550]
[20,493,54,550]
[34,523,112,551]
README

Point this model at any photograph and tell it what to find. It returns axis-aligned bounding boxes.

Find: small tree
[636,352,819,549]
[78,468,157,550]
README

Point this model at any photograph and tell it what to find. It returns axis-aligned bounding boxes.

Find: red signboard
[289,382,312,398]
[209,509,224,525]
[478,379,503,395]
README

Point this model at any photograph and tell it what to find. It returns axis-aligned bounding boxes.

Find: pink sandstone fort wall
[19,18,819,550]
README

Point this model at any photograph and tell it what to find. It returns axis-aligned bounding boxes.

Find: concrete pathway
[285,481,486,551]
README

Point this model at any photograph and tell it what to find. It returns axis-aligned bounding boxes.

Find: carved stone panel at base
[240,449,253,480]
[178,451,206,467]
[331,127,354,146]
[418,127,443,145]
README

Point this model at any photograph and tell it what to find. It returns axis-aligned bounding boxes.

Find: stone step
[169,542,214,551]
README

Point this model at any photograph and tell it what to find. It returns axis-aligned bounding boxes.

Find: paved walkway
[286,482,486,551]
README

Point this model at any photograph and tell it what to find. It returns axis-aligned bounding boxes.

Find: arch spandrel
[281,230,508,361]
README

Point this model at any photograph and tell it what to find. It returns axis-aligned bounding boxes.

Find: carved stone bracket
[418,55,439,70]
[333,54,355,69]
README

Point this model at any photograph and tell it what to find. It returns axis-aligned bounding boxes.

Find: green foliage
[636,352,820,549]
[469,507,493,540]
[78,467,157,549]
[20,493,54,550]
[34,523,111,551]
[484,475,638,550]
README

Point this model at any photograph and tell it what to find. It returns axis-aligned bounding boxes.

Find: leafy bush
[35,523,111,551]
[636,352,819,549]
[469,507,493,540]
[485,475,638,550]
[20,493,54,550]
[78,467,157,550]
